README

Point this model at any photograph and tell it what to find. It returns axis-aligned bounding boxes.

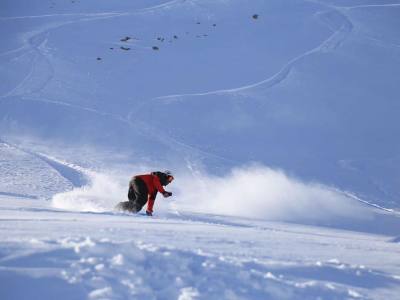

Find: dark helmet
[152,170,174,186]
[164,170,173,177]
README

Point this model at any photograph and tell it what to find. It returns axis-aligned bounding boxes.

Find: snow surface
[1,0,400,299]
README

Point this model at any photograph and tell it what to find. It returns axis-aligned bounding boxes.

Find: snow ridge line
[1,140,88,188]
[33,152,89,187]
[153,6,353,101]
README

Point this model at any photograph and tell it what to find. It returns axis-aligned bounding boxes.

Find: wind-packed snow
[1,0,400,299]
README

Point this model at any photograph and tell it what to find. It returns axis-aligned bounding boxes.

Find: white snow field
[1,0,400,299]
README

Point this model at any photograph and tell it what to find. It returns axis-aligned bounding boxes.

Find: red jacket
[135,174,166,213]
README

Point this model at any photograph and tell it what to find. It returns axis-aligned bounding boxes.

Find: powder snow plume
[51,171,127,212]
[52,164,372,225]
[172,164,372,223]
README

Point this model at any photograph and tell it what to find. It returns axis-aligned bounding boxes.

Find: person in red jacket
[116,171,174,216]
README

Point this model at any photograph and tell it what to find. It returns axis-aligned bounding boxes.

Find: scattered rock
[157,37,165,42]
[109,47,114,50]
[252,14,259,20]
[120,36,131,42]
[173,35,178,39]
[96,57,102,61]
[120,46,130,51]
[152,46,159,51]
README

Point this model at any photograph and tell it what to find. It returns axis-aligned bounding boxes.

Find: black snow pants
[118,177,148,212]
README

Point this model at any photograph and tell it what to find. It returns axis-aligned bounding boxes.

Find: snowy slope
[1,0,399,206]
[1,195,400,300]
[1,0,400,299]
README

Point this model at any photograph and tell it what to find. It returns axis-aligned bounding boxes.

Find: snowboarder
[116,171,174,216]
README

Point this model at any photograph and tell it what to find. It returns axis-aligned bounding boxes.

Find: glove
[163,191,172,197]
[146,210,153,216]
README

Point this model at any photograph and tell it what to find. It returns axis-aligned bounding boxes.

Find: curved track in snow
[151,1,400,103]
[152,0,354,101]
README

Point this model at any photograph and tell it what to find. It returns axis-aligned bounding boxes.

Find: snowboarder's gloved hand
[163,191,172,197]
[146,210,153,216]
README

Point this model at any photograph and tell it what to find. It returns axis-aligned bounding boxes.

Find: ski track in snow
[153,0,353,102]
[1,2,400,299]
[0,0,186,99]
[0,15,122,99]
[2,0,399,180]
[152,0,400,103]
[0,12,123,21]
[127,0,187,15]
[0,0,225,163]
[338,3,400,10]
[0,0,183,21]
[362,34,400,50]
[109,0,357,164]
[5,92,235,165]
[338,2,400,51]
[0,0,356,164]
[1,0,397,104]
